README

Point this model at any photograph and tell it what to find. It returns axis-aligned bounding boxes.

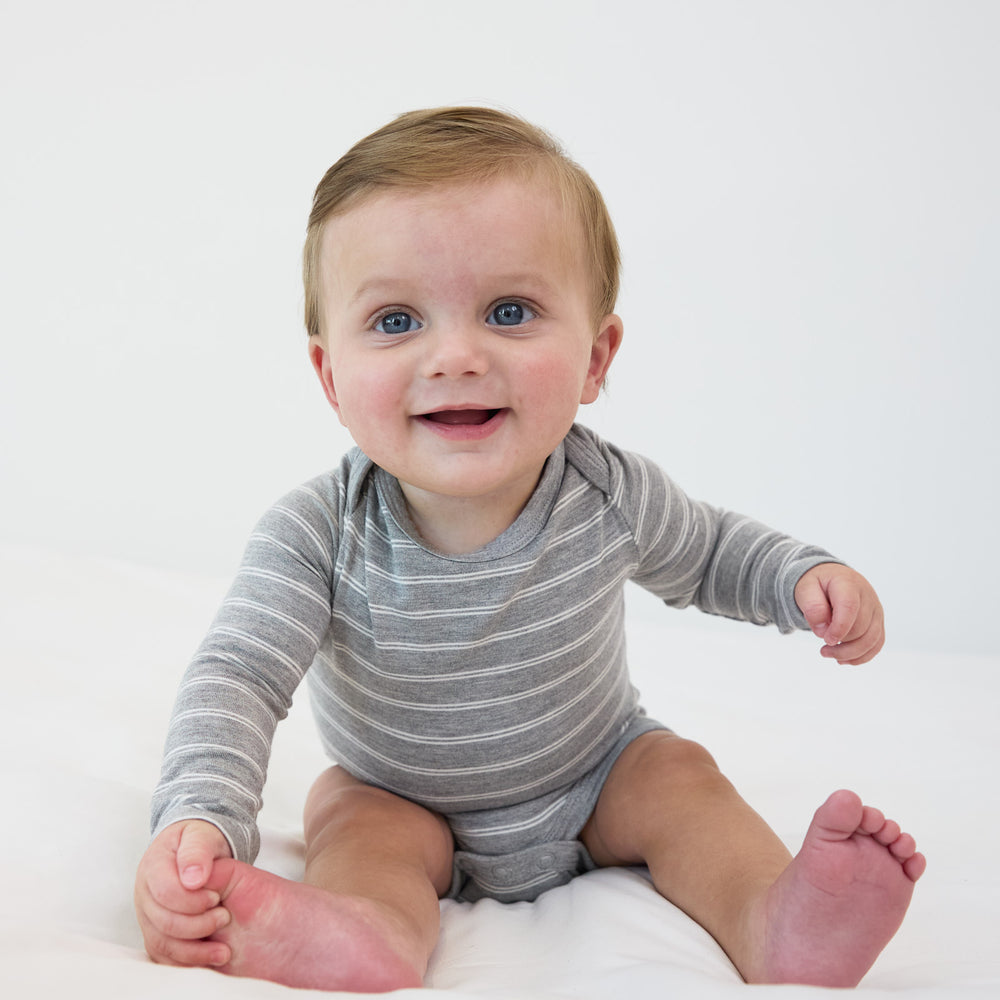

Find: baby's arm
[149,479,341,859]
[134,819,234,968]
[794,563,885,665]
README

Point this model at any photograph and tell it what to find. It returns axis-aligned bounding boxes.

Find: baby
[134,106,924,991]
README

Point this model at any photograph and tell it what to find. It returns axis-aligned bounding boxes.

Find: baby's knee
[627,732,723,787]
[304,766,357,830]
[304,768,452,861]
[306,768,406,832]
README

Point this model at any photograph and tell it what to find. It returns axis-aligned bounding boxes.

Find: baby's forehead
[325,175,576,255]
[326,173,586,262]
[315,170,602,313]
[339,170,571,221]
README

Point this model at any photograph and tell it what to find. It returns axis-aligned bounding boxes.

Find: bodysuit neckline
[372,440,567,563]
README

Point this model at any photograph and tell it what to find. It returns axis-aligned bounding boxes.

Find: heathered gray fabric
[151,424,836,870]
[446,712,664,901]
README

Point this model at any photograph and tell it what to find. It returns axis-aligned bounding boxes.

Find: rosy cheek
[522,357,585,409]
[340,366,405,421]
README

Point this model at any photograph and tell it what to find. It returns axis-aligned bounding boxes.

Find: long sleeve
[568,427,838,634]
[150,481,339,861]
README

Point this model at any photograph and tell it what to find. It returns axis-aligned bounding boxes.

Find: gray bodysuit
[151,424,834,901]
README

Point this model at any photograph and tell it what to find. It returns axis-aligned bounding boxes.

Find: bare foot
[747,789,925,986]
[203,858,424,992]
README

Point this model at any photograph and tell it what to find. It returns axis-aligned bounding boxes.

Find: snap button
[493,865,512,879]
[536,852,555,869]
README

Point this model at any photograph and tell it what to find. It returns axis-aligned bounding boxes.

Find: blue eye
[488,302,535,327]
[375,311,421,335]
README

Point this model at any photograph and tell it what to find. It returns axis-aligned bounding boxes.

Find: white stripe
[171,708,272,749]
[222,597,325,645]
[366,535,633,623]
[366,571,627,653]
[208,626,310,682]
[321,607,618,683]
[179,674,278,721]
[236,565,331,613]
[309,626,618,724]
[156,772,262,808]
[310,670,623,767]
[448,794,569,839]
[321,686,630,807]
[162,742,267,781]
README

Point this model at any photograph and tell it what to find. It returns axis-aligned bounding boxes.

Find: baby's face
[309,174,621,528]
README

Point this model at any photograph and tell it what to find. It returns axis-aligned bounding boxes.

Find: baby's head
[303,106,621,339]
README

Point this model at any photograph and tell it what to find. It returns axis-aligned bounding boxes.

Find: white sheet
[2,543,997,998]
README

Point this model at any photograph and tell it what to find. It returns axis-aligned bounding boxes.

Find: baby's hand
[794,563,885,665]
[134,819,234,968]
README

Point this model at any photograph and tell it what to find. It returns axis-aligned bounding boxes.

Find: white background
[2,0,997,656]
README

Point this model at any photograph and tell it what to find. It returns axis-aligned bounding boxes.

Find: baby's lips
[421,408,500,426]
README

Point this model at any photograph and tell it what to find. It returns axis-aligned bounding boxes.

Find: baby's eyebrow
[347,272,562,309]
[489,274,560,299]
[348,277,411,306]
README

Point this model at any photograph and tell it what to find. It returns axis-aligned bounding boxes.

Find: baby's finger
[142,868,221,914]
[795,580,834,639]
[140,894,231,943]
[144,925,232,969]
[821,627,883,665]
[176,822,228,890]
[822,578,863,647]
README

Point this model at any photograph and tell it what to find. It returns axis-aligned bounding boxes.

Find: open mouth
[420,409,501,426]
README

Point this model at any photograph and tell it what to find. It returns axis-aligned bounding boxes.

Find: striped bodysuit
[151,424,834,901]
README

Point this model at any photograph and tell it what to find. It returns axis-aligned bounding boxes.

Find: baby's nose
[422,324,490,378]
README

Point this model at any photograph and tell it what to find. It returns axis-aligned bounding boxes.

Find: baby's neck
[398,480,538,556]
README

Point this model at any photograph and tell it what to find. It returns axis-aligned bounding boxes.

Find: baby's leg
[580,732,924,987]
[205,766,454,992]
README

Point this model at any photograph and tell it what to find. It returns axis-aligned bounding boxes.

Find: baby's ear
[581,314,623,403]
[308,337,341,416]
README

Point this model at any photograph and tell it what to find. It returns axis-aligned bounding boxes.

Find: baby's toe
[888,831,917,861]
[903,853,927,882]
[858,804,887,836]
[871,818,901,847]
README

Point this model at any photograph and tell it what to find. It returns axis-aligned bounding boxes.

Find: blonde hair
[303,106,621,339]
